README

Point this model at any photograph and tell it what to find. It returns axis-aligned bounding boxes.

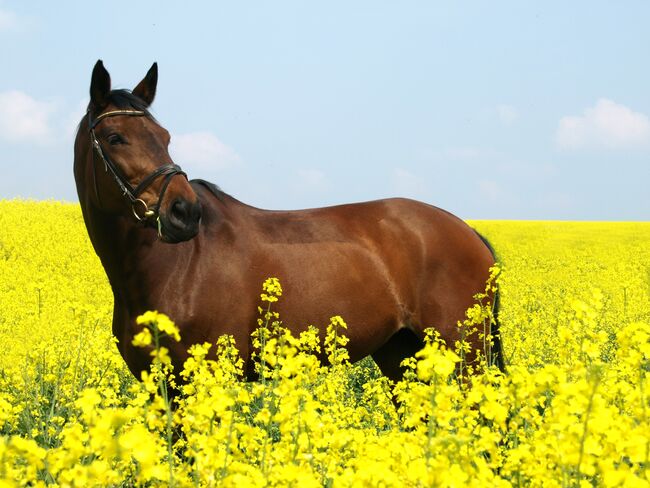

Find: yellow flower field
[0,200,648,487]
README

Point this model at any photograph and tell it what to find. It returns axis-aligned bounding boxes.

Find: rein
[88,109,186,222]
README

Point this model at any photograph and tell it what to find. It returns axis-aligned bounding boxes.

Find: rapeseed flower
[0,202,649,486]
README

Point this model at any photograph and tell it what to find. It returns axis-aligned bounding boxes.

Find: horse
[74,60,505,385]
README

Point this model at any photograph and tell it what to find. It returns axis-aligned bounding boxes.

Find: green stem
[153,324,175,487]
[426,376,438,471]
[219,407,236,481]
[576,369,601,481]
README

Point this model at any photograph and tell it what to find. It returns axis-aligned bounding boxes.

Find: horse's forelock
[85,89,157,122]
[107,89,152,112]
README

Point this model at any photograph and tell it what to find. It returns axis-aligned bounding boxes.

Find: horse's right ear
[90,60,111,110]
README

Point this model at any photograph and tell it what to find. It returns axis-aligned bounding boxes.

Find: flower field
[0,200,648,487]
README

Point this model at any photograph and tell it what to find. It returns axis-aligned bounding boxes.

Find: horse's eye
[107,134,125,146]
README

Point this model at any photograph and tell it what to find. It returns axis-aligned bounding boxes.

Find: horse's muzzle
[160,197,202,243]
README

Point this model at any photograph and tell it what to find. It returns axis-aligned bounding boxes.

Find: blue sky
[1,1,648,220]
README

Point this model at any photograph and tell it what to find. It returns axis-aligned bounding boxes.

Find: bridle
[88,109,186,222]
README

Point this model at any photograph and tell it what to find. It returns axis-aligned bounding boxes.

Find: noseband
[88,109,186,222]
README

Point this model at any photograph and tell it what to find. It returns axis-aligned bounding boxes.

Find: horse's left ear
[132,62,158,107]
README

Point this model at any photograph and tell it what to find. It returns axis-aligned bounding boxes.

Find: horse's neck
[83,204,159,292]
[82,189,243,307]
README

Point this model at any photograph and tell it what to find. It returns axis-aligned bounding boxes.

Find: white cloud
[170,131,240,171]
[64,99,89,139]
[288,168,330,199]
[497,104,518,125]
[444,147,482,160]
[535,192,575,214]
[556,98,650,149]
[0,90,56,143]
[296,168,326,188]
[393,167,427,198]
[478,180,503,203]
[0,8,18,31]
[477,179,523,210]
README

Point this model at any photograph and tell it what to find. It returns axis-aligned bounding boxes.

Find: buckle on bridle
[132,198,155,221]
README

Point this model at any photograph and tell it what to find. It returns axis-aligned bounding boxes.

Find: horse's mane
[190,178,226,203]
[103,89,151,111]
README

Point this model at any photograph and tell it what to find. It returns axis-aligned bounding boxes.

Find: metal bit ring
[132,199,155,221]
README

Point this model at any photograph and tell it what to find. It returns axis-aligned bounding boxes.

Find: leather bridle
[88,109,186,222]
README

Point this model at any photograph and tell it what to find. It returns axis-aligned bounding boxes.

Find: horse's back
[197,189,493,333]
[194,187,493,294]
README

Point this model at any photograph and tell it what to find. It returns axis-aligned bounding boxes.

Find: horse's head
[74,60,201,243]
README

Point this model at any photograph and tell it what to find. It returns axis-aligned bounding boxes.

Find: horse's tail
[475,231,506,373]
[490,286,506,373]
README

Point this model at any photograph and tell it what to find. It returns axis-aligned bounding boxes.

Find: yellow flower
[75,388,102,414]
[415,342,460,381]
[2,203,650,487]
[261,277,283,302]
[132,327,152,347]
[136,310,181,342]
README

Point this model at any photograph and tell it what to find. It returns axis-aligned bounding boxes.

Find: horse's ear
[132,62,158,107]
[90,60,111,110]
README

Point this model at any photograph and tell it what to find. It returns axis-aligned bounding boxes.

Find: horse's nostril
[170,199,190,223]
[169,199,201,228]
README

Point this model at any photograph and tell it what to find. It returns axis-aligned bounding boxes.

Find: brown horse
[74,60,504,383]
